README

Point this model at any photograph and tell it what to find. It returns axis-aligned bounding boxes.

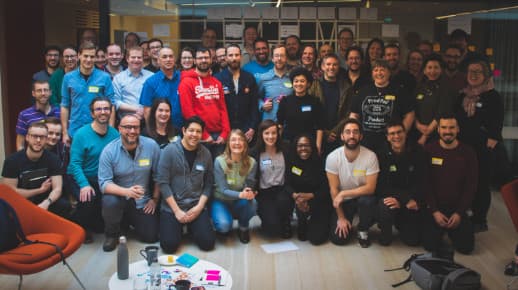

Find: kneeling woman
[252,120,294,238]
[286,134,331,245]
[211,129,258,243]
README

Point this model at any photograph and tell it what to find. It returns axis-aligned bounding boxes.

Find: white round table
[109,255,233,290]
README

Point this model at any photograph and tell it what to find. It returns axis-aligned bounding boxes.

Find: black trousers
[471,145,492,225]
[102,195,159,243]
[422,210,474,255]
[377,199,422,246]
[256,186,294,237]
[159,209,215,254]
[70,176,104,233]
[329,195,377,245]
[295,199,330,245]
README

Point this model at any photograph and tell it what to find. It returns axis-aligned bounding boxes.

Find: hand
[487,138,498,149]
[447,213,461,229]
[214,136,225,144]
[239,188,256,200]
[127,185,145,199]
[383,197,400,209]
[79,186,95,202]
[406,199,419,210]
[135,106,144,119]
[174,209,188,224]
[333,192,344,209]
[296,200,310,212]
[244,129,255,142]
[39,178,52,193]
[203,135,214,144]
[143,199,157,214]
[327,132,337,143]
[316,143,322,156]
[262,99,273,112]
[63,134,71,146]
[335,217,351,239]
[37,199,50,210]
[417,134,428,146]
[433,211,449,228]
[185,204,203,222]
[415,121,428,134]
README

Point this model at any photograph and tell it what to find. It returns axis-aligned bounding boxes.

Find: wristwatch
[47,197,53,204]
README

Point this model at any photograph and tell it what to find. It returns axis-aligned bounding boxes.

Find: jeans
[210,198,257,233]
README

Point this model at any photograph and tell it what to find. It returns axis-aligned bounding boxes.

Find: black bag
[386,253,481,290]
[0,198,23,252]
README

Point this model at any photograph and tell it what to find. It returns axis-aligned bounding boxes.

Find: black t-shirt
[2,150,62,203]
[182,146,197,171]
[276,94,325,141]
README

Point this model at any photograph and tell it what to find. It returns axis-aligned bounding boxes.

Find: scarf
[461,77,494,117]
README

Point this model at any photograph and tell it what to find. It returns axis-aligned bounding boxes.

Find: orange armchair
[501,178,518,232]
[0,184,86,289]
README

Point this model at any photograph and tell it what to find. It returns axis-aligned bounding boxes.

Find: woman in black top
[142,98,176,149]
[455,59,504,232]
[285,134,331,244]
[277,67,325,155]
[365,38,384,72]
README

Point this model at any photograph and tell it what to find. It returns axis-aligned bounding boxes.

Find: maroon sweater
[423,141,478,214]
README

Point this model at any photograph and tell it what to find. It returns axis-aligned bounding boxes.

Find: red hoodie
[179,69,230,140]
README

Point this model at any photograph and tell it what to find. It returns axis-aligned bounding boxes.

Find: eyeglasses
[94,107,111,112]
[28,134,47,140]
[296,144,311,148]
[343,129,360,135]
[46,54,60,57]
[468,70,484,75]
[196,56,210,60]
[149,45,162,49]
[181,57,193,60]
[63,55,77,59]
[34,88,50,93]
[120,125,140,131]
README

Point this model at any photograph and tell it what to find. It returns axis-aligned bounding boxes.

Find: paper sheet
[281,7,298,19]
[318,7,335,19]
[299,7,316,19]
[339,7,356,20]
[261,241,299,254]
[381,24,399,38]
[280,25,299,38]
[153,24,170,37]
[225,24,243,38]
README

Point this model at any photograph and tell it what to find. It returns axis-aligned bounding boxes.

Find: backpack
[0,198,25,252]
[386,253,481,290]
[0,198,66,262]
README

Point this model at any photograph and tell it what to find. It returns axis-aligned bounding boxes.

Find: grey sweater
[156,139,214,212]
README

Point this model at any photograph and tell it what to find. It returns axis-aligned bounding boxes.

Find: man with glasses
[49,46,78,106]
[243,38,274,83]
[337,28,354,68]
[144,38,163,73]
[179,47,230,158]
[68,97,119,243]
[257,45,292,122]
[442,44,467,92]
[140,47,182,132]
[201,27,218,49]
[376,121,425,246]
[2,122,66,217]
[16,80,61,150]
[61,42,115,146]
[33,45,61,82]
[98,114,161,251]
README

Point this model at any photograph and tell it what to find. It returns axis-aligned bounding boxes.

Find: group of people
[2,26,508,269]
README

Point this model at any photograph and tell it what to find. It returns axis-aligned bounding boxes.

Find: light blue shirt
[257,69,293,121]
[112,68,153,114]
[61,68,114,138]
[98,136,161,209]
[243,61,274,84]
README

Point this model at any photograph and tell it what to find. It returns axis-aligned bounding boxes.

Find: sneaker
[237,229,250,244]
[102,236,118,252]
[84,231,94,244]
[505,261,518,276]
[357,231,371,248]
[473,223,488,233]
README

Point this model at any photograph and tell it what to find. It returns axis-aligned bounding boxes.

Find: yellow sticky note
[468,45,476,52]
[485,48,493,56]
[138,159,150,166]
[431,157,443,166]
[88,86,99,93]
[416,94,424,100]
[353,169,366,176]
[389,165,397,172]
[385,95,396,101]
[227,178,236,185]
[433,43,441,52]
[291,166,303,176]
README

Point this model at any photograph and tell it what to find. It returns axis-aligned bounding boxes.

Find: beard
[344,140,360,150]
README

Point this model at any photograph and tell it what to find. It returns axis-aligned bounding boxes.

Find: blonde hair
[222,129,251,176]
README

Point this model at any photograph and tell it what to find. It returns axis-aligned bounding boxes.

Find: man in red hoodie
[179,47,230,158]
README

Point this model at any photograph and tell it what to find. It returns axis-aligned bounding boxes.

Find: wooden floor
[1,191,517,290]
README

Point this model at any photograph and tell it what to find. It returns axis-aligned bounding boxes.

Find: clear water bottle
[149,258,161,290]
[117,236,129,280]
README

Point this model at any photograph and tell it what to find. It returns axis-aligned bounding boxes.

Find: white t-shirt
[325,145,379,200]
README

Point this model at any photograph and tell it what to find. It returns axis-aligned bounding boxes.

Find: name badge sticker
[476,102,483,108]
[223,86,230,94]
[227,178,236,185]
[389,165,397,172]
[195,164,205,171]
[262,159,272,166]
[301,105,312,112]
[431,157,443,166]
[138,159,150,167]
[283,82,292,88]
[291,166,303,176]
[416,94,424,100]
[385,95,396,101]
[353,169,366,176]
[88,86,100,93]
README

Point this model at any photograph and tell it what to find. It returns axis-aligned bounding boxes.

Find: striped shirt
[15,105,60,135]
